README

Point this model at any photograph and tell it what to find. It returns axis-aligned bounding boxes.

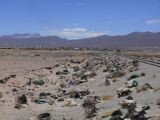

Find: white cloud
[47,28,106,39]
[146,19,160,25]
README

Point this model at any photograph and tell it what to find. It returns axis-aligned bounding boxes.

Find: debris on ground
[32,79,45,85]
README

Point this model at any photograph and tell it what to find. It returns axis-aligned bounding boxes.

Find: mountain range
[0,32,160,49]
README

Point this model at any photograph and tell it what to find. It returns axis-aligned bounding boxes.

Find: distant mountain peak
[0,31,160,48]
[0,33,41,39]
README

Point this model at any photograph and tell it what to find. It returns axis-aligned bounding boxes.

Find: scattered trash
[136,83,153,92]
[119,99,136,109]
[141,72,146,76]
[35,54,40,57]
[0,92,3,98]
[0,51,158,120]
[68,80,76,86]
[37,113,51,120]
[33,79,45,85]
[69,89,90,99]
[156,98,160,105]
[110,110,123,120]
[105,78,111,86]
[117,88,132,98]
[82,96,101,118]
[14,94,27,109]
[19,94,27,104]
[152,74,156,78]
[39,92,50,99]
[111,109,123,116]
[73,66,80,72]
[126,79,138,88]
[132,60,139,67]
[127,72,145,81]
[70,60,81,64]
[111,71,126,78]
[34,99,48,104]
[0,74,16,84]
[62,99,78,107]
[127,74,139,81]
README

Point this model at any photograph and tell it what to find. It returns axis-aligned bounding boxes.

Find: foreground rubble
[0,49,159,120]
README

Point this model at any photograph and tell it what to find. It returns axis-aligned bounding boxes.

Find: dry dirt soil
[0,49,159,120]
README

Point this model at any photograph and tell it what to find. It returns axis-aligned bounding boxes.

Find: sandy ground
[0,49,159,120]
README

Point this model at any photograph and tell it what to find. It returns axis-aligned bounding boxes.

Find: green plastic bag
[33,79,44,85]
[132,80,138,87]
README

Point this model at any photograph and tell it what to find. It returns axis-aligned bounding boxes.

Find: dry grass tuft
[101,95,113,100]
[101,111,113,118]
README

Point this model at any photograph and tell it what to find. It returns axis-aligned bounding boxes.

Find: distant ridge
[0,32,160,49]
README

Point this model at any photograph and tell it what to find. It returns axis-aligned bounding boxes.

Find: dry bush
[83,96,100,118]
[101,111,113,118]
[136,83,153,93]
[84,106,96,118]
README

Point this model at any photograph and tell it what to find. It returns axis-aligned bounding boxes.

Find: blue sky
[0,0,160,39]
